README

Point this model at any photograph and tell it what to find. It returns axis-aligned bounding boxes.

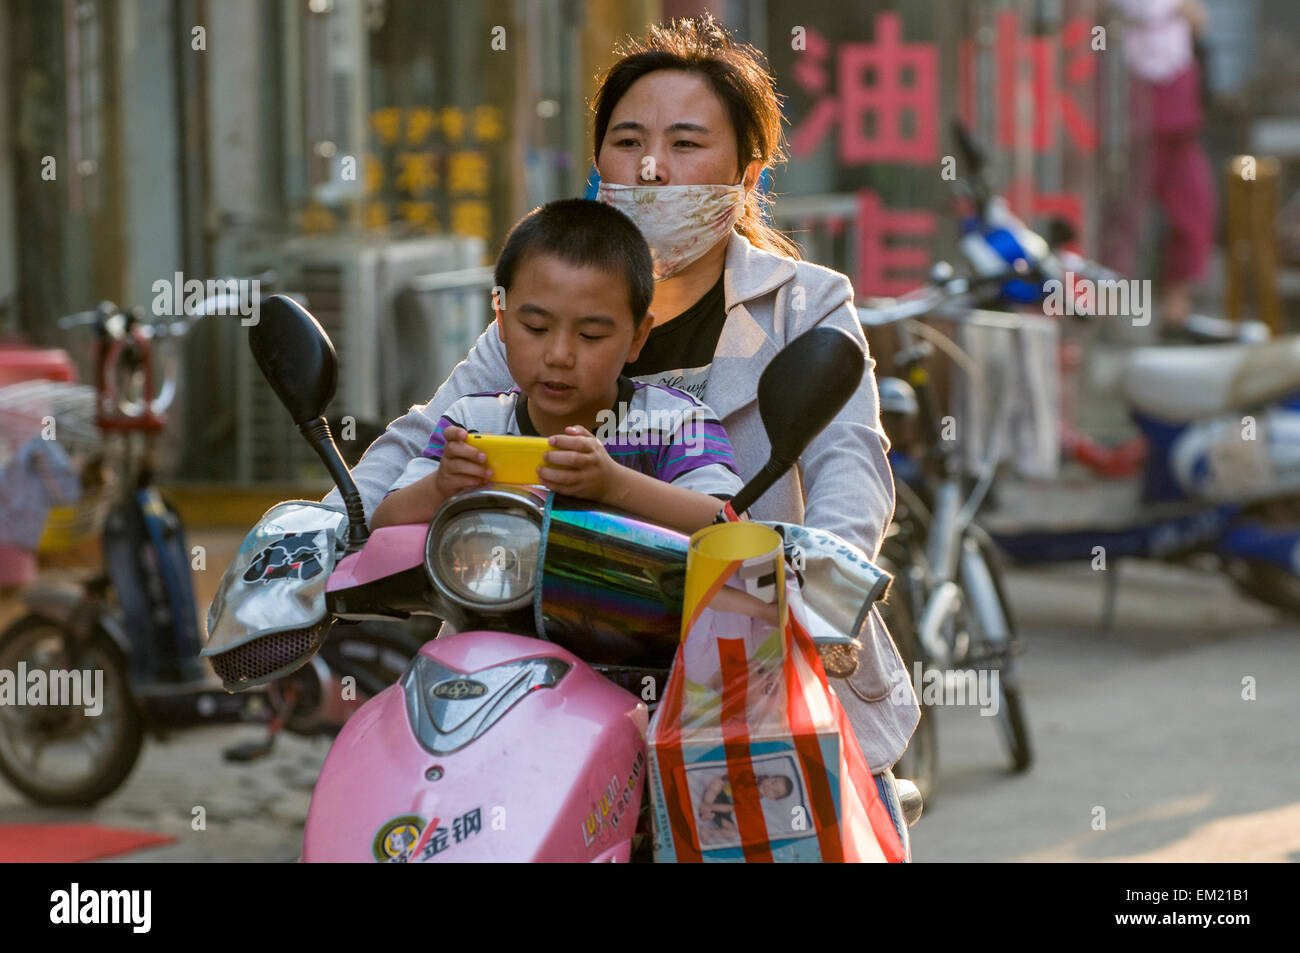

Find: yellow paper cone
[682,522,786,641]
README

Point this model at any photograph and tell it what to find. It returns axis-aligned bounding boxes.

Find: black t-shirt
[623,275,726,402]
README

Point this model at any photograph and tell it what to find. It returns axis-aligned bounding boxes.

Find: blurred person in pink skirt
[1108,0,1217,334]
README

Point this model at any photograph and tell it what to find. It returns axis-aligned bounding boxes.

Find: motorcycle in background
[940,123,1300,616]
[865,259,1300,806]
[204,295,921,862]
[945,120,1269,479]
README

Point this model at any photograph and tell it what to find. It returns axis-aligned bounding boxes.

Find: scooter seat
[1122,335,1300,424]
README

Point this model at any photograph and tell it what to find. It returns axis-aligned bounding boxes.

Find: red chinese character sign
[957,10,1098,153]
[777,7,1105,298]
[790,14,938,164]
[855,190,936,297]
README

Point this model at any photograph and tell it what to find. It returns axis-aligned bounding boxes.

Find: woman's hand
[435,426,493,497]
[537,426,623,502]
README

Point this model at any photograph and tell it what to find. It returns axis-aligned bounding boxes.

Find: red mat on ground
[0,824,176,863]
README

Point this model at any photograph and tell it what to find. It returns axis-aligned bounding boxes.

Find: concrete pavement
[0,526,325,861]
[909,559,1300,862]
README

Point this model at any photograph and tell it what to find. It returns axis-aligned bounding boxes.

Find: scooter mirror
[728,326,865,517]
[249,295,339,426]
[1046,217,1076,249]
[249,295,369,551]
[952,119,987,174]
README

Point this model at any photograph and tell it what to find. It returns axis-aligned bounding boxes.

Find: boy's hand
[434,426,493,496]
[538,426,623,502]
[371,426,491,530]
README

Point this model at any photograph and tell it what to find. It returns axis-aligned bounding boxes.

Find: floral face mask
[596,181,747,280]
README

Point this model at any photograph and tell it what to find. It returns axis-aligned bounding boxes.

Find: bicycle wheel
[0,614,144,805]
[995,678,1033,772]
[1225,557,1300,618]
[877,524,938,803]
[960,530,1033,772]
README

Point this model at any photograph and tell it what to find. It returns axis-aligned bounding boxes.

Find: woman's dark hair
[592,14,802,261]
[494,198,654,324]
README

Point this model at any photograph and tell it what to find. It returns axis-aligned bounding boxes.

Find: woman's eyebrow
[608,120,711,134]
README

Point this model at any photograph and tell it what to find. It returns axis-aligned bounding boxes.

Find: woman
[325,16,918,855]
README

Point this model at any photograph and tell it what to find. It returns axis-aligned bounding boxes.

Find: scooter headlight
[426,489,543,611]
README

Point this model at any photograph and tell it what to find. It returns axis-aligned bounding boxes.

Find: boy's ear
[625,311,655,363]
[494,308,505,341]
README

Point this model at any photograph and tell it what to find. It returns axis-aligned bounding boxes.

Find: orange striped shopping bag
[647,521,904,863]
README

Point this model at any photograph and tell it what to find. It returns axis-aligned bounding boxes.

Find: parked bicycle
[0,285,422,805]
[864,272,1036,802]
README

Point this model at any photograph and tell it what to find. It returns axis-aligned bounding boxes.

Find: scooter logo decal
[243,533,325,583]
[378,808,485,863]
[373,814,424,861]
[432,678,488,700]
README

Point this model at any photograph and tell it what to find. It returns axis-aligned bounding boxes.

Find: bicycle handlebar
[55,273,279,429]
[859,271,1017,327]
[57,305,114,331]
[859,248,1121,330]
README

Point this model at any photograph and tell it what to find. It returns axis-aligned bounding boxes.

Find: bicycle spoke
[20,732,50,773]
[75,728,107,762]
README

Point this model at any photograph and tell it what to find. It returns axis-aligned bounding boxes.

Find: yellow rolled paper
[682,522,786,641]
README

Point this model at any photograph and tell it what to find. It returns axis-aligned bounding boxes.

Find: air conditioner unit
[231,235,485,485]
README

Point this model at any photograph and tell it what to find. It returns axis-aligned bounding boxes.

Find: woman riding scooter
[323,15,919,853]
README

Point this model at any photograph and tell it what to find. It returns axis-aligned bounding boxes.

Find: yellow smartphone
[465,433,553,484]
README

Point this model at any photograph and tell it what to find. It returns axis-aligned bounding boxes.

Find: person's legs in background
[1148,61,1216,332]
[1153,130,1216,329]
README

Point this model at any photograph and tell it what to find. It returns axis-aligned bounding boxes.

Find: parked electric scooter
[204,295,920,862]
[951,120,1300,614]
[945,119,1270,478]
[867,268,1300,628]
[0,291,420,806]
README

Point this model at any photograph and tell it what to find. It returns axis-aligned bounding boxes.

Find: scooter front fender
[302,629,649,863]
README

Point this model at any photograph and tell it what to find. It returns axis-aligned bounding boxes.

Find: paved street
[910,560,1300,863]
[0,528,324,862]
[1,527,1297,862]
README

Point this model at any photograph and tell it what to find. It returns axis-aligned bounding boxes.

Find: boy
[372,199,742,533]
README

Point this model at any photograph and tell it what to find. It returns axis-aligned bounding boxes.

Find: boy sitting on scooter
[372,199,743,534]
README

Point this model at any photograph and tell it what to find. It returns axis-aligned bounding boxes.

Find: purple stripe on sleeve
[422,415,464,461]
[658,421,738,484]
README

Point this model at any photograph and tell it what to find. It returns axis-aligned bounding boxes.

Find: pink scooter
[204,296,912,862]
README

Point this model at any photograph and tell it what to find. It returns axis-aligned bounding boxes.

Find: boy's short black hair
[494,198,654,324]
